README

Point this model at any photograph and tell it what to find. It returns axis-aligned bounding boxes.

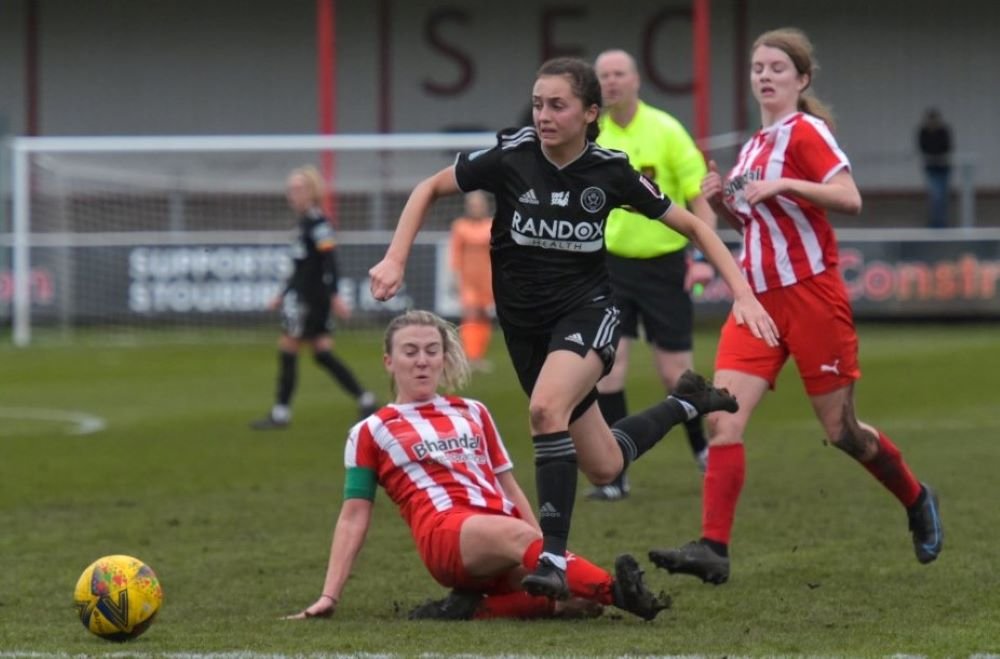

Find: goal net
[4,134,494,345]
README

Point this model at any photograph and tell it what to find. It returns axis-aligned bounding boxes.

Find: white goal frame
[8,132,495,346]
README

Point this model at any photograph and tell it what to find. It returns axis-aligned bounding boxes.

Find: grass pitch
[1,322,998,656]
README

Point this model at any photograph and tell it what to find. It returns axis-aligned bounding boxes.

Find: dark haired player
[369,57,779,599]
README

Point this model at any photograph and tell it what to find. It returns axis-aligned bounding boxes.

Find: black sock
[533,431,578,560]
[277,351,297,406]
[610,398,688,468]
[314,351,364,398]
[597,390,628,426]
[684,418,708,455]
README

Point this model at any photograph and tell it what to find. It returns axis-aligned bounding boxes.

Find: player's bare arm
[688,193,718,231]
[744,170,861,215]
[285,498,374,619]
[370,166,462,301]
[684,194,719,289]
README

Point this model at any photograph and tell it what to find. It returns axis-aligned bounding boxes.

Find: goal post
[6,133,495,346]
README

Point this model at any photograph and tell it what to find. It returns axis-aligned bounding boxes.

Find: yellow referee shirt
[597,101,706,258]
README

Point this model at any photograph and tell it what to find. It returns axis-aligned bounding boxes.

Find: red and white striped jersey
[722,112,851,293]
[346,395,518,534]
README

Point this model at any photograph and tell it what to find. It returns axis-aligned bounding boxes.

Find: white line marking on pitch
[0,407,107,435]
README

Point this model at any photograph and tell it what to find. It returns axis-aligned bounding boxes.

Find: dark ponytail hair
[536,57,602,141]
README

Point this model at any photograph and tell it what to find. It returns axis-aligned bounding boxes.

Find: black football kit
[454,126,673,334]
[281,209,339,338]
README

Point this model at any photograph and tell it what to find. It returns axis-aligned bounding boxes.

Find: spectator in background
[250,166,378,430]
[284,310,668,622]
[917,108,953,228]
[450,191,495,373]
[586,49,717,502]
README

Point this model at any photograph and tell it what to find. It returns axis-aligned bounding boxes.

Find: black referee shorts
[607,250,693,352]
[281,291,334,339]
[502,300,621,423]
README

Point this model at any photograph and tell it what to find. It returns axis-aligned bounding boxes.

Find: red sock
[522,538,542,570]
[863,430,922,507]
[522,539,614,604]
[702,443,746,545]
[474,591,555,619]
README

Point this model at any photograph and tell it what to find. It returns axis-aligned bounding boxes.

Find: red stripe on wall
[316,0,338,224]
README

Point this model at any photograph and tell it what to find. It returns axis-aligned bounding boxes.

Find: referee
[590,49,718,500]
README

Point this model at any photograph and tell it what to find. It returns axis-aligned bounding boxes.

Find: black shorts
[606,251,693,352]
[502,300,620,423]
[281,291,333,339]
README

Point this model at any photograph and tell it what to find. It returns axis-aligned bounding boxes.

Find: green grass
[2,323,999,657]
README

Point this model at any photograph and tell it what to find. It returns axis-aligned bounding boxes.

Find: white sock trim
[673,397,698,420]
[539,552,568,571]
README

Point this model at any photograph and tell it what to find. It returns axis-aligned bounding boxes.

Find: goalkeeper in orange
[449,191,495,372]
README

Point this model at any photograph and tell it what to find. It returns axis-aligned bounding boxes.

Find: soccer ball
[74,555,163,641]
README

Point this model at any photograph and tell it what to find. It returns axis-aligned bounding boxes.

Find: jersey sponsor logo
[511,210,604,252]
[411,433,483,460]
[580,186,606,213]
[724,167,763,197]
[518,188,540,204]
[550,191,570,207]
[563,332,585,346]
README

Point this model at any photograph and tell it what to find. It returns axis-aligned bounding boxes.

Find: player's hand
[731,294,780,347]
[744,179,786,205]
[283,595,336,620]
[700,160,725,206]
[267,295,283,311]
[685,261,715,291]
[332,295,351,320]
[369,257,404,301]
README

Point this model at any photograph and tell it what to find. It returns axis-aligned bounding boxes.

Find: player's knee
[706,413,731,441]
[706,413,746,447]
[508,522,542,552]
[527,400,569,433]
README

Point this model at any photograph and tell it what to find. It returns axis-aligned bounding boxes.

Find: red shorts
[415,510,511,592]
[715,268,861,396]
